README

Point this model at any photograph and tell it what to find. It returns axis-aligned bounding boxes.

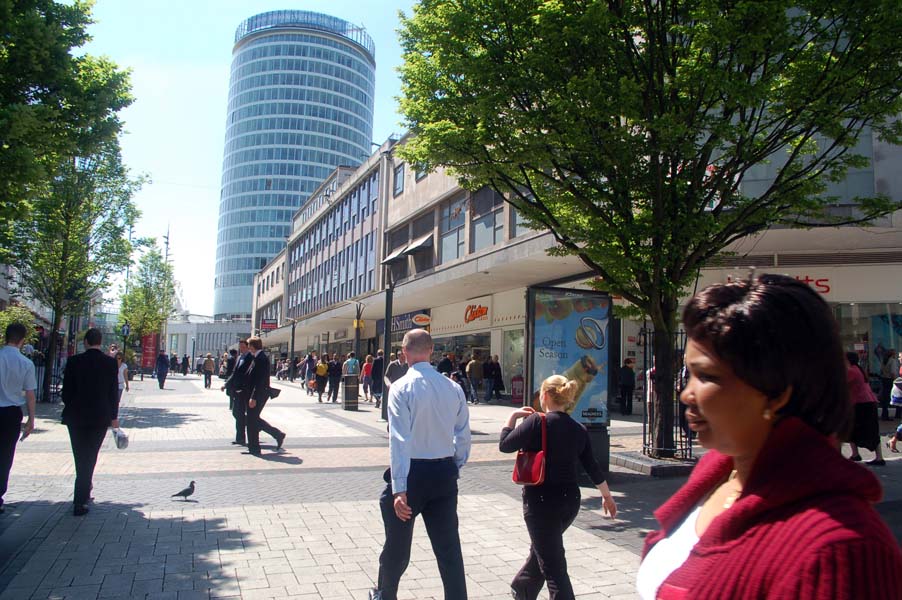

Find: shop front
[697,264,902,376]
[431,297,494,368]
[376,309,431,357]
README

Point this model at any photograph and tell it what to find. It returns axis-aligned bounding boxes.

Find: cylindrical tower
[214,10,375,320]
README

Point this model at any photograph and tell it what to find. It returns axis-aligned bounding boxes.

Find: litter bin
[342,374,359,411]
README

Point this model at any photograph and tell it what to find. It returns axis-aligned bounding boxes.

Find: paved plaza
[1,374,900,600]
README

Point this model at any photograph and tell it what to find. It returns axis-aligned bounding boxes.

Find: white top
[0,345,37,407]
[636,505,701,600]
[118,363,128,389]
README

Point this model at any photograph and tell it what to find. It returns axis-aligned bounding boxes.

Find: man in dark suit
[61,328,120,516]
[222,341,250,446]
[244,337,285,456]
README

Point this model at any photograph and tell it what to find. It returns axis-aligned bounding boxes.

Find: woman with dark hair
[846,351,885,465]
[636,274,902,599]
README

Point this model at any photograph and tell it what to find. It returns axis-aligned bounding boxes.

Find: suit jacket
[61,348,119,428]
[224,355,236,378]
[224,352,253,395]
[248,351,271,402]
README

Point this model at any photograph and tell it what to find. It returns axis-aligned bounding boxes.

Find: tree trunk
[648,295,679,459]
[42,309,63,403]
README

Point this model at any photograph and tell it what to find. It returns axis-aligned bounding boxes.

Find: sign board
[411,314,431,326]
[430,297,493,335]
[376,309,431,335]
[526,287,610,427]
[261,319,278,331]
[141,334,159,369]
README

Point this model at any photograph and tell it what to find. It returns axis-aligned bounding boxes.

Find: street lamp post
[288,318,297,377]
[381,269,395,422]
[353,302,364,359]
[191,337,196,373]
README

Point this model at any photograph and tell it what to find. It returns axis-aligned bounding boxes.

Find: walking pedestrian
[846,352,886,466]
[305,352,317,396]
[436,353,453,376]
[181,354,189,376]
[222,343,250,446]
[491,355,505,402]
[879,349,900,420]
[369,329,471,600]
[343,352,360,376]
[482,355,497,403]
[315,355,329,402]
[466,353,483,403]
[203,353,215,389]
[61,328,120,516]
[362,355,374,401]
[0,323,37,514]
[327,354,342,403]
[244,337,285,456]
[154,349,169,389]
[637,274,902,599]
[372,350,385,408]
[500,375,617,599]
[618,359,636,415]
[115,352,129,405]
[383,352,408,401]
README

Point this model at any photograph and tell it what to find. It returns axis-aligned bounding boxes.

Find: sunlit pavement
[1,375,899,599]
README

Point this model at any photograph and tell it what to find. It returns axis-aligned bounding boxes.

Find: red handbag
[512,413,547,485]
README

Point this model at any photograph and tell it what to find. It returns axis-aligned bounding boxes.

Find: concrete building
[214,10,376,320]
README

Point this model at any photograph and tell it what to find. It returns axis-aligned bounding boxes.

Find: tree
[0,305,38,346]
[12,144,142,400]
[118,244,176,365]
[0,0,132,259]
[398,0,902,456]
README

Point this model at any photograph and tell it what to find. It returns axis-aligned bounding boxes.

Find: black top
[436,357,453,375]
[248,352,270,401]
[499,411,606,486]
[61,349,119,427]
[619,366,636,387]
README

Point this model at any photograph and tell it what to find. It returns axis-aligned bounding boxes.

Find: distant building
[213,10,376,320]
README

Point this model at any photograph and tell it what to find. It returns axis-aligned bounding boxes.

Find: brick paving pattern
[1,374,899,599]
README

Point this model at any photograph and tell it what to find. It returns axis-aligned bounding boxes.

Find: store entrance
[432,333,491,367]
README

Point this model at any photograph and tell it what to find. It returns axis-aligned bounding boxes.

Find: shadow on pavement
[0,499,254,599]
[252,452,304,466]
[116,406,201,429]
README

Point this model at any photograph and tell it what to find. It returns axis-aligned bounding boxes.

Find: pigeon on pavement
[171,481,195,501]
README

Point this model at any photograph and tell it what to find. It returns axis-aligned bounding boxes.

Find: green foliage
[12,145,143,319]
[0,0,133,259]
[0,305,37,345]
[398,0,902,327]
[118,244,176,349]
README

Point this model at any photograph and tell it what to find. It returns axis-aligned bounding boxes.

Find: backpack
[346,358,359,375]
[316,363,328,377]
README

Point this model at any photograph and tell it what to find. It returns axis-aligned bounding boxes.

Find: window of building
[414,164,428,182]
[511,205,538,238]
[393,163,405,196]
[410,212,435,273]
[387,227,409,281]
[470,188,505,252]
[440,195,467,264]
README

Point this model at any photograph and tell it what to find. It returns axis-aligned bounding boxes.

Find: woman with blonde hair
[500,374,617,600]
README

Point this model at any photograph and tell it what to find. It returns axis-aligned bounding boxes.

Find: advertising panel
[140,334,159,369]
[527,287,610,427]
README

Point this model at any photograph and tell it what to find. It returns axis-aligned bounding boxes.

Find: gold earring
[763,409,772,421]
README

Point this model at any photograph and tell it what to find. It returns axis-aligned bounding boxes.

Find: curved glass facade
[214,10,375,319]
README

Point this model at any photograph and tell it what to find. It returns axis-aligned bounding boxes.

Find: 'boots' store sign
[431,296,493,335]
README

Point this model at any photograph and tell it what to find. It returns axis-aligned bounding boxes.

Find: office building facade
[214,10,376,320]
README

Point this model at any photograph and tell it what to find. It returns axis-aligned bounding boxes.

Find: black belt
[411,457,453,463]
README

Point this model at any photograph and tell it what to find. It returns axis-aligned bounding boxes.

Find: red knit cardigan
[642,417,902,599]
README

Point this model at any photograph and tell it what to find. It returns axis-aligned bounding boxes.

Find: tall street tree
[0,0,132,259]
[118,244,176,364]
[12,144,142,400]
[398,0,902,456]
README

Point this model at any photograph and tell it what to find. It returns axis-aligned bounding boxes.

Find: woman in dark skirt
[846,352,885,465]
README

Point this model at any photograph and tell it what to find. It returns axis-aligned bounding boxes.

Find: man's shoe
[73,505,89,516]
[850,454,862,461]
[242,450,262,457]
[867,458,886,466]
[231,441,246,446]
[276,433,286,450]
[368,589,382,600]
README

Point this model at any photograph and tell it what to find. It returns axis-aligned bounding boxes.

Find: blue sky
[84,0,416,315]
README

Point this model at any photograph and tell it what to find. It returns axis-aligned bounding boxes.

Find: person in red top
[637,274,902,600]
[361,354,374,402]
[845,351,886,465]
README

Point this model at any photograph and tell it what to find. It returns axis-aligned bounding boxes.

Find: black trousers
[377,459,466,600]
[66,425,107,507]
[246,397,283,453]
[328,377,341,402]
[204,372,212,388]
[512,485,581,600]
[231,392,246,444]
[619,385,634,415]
[0,406,23,507]
[157,372,167,389]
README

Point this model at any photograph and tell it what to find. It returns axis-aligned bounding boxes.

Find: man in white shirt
[0,323,37,513]
[369,329,470,600]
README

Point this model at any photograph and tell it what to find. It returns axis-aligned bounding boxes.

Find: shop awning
[403,233,434,255]
[381,244,409,264]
